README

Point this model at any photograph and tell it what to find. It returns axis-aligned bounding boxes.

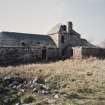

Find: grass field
[0,59,105,105]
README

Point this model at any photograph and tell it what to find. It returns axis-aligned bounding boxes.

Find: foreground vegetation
[0,58,105,105]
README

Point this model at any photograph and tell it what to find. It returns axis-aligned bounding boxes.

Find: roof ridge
[2,31,47,36]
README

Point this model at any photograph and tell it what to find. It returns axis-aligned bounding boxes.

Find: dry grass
[0,58,105,104]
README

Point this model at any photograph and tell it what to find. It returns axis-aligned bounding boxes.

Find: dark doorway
[61,36,64,43]
[42,47,47,60]
[62,49,65,57]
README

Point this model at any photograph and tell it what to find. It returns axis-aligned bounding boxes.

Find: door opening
[42,47,47,60]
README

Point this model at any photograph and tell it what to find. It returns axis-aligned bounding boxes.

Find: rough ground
[0,59,105,105]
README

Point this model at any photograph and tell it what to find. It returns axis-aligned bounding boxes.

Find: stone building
[0,32,58,64]
[48,22,96,58]
[0,21,100,64]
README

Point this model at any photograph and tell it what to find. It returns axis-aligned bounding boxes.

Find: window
[62,25,66,31]
[37,42,40,44]
[21,42,26,46]
[61,36,64,43]
[60,25,66,32]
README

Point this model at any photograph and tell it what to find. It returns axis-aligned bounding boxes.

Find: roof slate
[0,31,56,47]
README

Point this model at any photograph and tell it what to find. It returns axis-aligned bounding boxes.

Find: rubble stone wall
[0,47,59,65]
[72,47,105,59]
[82,47,105,59]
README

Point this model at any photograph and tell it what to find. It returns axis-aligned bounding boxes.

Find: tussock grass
[0,59,105,104]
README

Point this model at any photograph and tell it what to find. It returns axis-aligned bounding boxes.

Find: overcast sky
[0,0,105,44]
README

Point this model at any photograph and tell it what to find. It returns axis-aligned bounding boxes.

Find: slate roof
[71,30,81,38]
[81,39,97,48]
[0,31,56,47]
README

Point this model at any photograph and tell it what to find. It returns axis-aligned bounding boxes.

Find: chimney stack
[68,22,73,33]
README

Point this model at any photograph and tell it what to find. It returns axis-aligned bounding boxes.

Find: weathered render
[0,21,103,65]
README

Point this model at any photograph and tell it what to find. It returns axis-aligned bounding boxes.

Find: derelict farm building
[0,22,104,64]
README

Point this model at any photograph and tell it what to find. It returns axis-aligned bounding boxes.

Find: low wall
[72,47,105,59]
[82,47,105,59]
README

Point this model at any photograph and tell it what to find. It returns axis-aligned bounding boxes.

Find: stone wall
[0,47,59,65]
[47,48,59,60]
[72,47,105,59]
[59,31,81,49]
[82,47,105,59]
